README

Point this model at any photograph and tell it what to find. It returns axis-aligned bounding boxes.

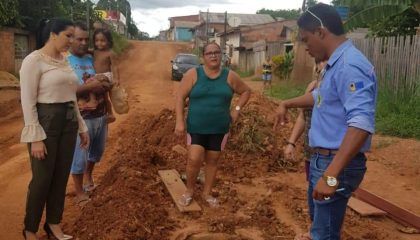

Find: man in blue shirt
[68,22,112,206]
[274,4,377,240]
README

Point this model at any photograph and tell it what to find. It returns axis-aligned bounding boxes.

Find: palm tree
[337,0,420,32]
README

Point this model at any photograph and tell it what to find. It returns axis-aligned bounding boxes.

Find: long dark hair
[93,28,113,49]
[36,18,74,49]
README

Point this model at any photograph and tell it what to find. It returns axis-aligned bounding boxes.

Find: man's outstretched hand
[273,101,288,130]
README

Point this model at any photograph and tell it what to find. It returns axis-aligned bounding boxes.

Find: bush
[272,52,294,80]
[111,31,130,55]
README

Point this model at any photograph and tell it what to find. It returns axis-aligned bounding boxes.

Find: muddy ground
[0,41,419,240]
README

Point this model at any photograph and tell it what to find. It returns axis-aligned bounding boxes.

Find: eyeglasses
[306,9,324,28]
[204,51,221,57]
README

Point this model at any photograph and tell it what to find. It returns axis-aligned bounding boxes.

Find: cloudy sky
[127,0,332,37]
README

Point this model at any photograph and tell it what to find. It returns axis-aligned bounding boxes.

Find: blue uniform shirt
[309,40,377,152]
[67,53,96,84]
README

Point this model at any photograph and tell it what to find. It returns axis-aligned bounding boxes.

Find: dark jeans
[24,102,78,233]
[308,153,367,240]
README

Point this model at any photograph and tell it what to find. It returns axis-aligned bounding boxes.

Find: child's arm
[105,91,116,123]
[110,51,120,85]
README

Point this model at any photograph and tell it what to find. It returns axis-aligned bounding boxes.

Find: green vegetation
[256,8,300,20]
[236,69,255,78]
[1,0,100,31]
[375,88,420,139]
[265,81,306,100]
[112,31,130,55]
[0,0,19,26]
[272,52,294,80]
[265,82,420,140]
[334,0,420,36]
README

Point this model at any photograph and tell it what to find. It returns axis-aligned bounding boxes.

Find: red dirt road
[0,41,419,239]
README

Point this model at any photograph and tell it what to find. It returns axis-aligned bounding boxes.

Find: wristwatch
[323,175,338,187]
[235,105,241,111]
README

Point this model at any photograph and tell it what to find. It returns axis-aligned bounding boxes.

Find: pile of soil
[72,94,301,240]
[0,89,20,118]
[0,71,19,89]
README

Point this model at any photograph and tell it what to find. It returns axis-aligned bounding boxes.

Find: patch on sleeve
[349,81,364,92]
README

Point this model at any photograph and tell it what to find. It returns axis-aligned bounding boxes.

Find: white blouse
[20,50,88,143]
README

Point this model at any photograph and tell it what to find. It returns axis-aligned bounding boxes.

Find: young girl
[79,28,118,123]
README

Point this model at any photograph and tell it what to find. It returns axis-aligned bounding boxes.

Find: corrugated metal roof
[199,12,274,26]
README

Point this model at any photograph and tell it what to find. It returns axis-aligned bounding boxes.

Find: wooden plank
[158,169,201,212]
[348,197,387,217]
[354,188,420,230]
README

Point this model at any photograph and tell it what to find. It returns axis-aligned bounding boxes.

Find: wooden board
[354,188,420,230]
[158,169,201,212]
[348,197,387,216]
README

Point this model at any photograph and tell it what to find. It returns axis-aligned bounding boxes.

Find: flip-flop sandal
[178,193,193,207]
[204,196,219,208]
[83,183,98,192]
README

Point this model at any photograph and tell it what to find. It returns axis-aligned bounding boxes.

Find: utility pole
[223,11,227,54]
[206,9,209,44]
[86,0,90,34]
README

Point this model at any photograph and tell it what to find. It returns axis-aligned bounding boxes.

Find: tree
[256,8,300,20]
[306,0,319,9]
[369,7,420,36]
[0,0,19,26]
[336,0,420,33]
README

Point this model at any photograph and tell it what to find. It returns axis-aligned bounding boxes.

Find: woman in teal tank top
[175,42,251,207]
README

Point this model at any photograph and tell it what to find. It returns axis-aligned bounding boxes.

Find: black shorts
[187,133,229,151]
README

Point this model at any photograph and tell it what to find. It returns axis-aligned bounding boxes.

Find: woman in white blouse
[20,18,89,240]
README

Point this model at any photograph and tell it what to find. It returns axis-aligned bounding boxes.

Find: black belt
[311,148,338,156]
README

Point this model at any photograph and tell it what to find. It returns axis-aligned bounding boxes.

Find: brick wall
[0,30,15,73]
[0,28,36,74]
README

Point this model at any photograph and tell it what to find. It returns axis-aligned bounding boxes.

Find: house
[167,15,200,41]
[0,27,36,75]
[215,20,297,70]
[194,12,274,49]
[158,30,168,41]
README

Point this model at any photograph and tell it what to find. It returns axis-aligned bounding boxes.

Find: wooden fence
[352,35,420,96]
[238,40,285,73]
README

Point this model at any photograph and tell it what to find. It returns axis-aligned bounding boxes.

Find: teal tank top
[187,66,233,134]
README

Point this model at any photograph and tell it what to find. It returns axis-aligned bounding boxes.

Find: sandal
[178,193,193,207]
[83,183,98,192]
[203,195,219,208]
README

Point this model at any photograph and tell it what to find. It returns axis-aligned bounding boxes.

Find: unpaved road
[0,41,419,239]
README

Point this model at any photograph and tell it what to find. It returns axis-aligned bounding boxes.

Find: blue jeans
[308,153,367,240]
[71,115,108,174]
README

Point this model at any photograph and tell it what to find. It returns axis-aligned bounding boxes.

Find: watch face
[327,177,337,187]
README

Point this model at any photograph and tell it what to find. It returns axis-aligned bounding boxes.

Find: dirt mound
[0,71,19,89]
[72,94,300,239]
[0,89,21,119]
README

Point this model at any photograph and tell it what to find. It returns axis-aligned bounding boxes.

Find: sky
[127,0,332,37]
